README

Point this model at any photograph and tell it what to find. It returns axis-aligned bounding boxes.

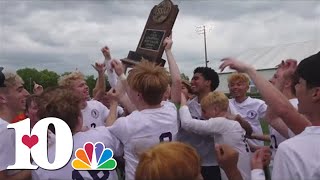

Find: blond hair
[127,60,169,105]
[0,72,24,93]
[200,91,229,112]
[58,72,85,87]
[135,142,201,180]
[227,73,250,86]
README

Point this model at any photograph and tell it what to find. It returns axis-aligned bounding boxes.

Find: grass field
[260,120,270,146]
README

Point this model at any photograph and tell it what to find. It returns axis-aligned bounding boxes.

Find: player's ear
[0,94,8,104]
[311,87,320,103]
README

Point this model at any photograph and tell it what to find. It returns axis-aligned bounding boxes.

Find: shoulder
[248,97,266,105]
[87,100,107,109]
[210,117,241,128]
[277,134,301,154]
[162,101,177,110]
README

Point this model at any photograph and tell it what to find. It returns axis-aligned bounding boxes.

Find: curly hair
[37,87,82,132]
[58,71,85,87]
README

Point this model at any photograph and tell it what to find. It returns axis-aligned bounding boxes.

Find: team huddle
[0,35,319,180]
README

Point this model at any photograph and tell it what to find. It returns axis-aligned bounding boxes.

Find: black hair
[296,51,320,89]
[193,67,220,91]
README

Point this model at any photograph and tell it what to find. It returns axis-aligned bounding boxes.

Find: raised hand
[219,58,254,73]
[33,81,43,95]
[163,34,173,50]
[92,62,107,75]
[105,88,120,103]
[279,59,298,77]
[111,60,124,76]
[101,46,111,61]
[181,93,187,106]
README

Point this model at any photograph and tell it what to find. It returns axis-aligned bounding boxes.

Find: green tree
[38,69,59,88]
[85,75,96,96]
[17,68,59,93]
[17,68,41,92]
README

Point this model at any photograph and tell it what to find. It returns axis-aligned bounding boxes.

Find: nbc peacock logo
[72,142,117,170]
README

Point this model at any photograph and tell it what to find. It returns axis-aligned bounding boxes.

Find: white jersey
[269,98,298,161]
[108,101,178,180]
[0,118,15,171]
[229,97,267,146]
[179,106,252,180]
[177,96,218,166]
[33,127,122,180]
[272,126,320,180]
[82,100,110,128]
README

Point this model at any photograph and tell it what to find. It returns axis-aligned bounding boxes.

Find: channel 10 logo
[6,117,117,171]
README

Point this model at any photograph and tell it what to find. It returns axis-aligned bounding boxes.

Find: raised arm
[111,60,137,113]
[105,88,119,126]
[219,58,311,134]
[92,62,106,100]
[179,94,227,135]
[163,34,181,104]
[265,107,291,139]
[33,81,43,95]
[102,46,118,88]
[227,114,253,137]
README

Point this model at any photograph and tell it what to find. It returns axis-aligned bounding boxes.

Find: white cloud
[1,0,319,79]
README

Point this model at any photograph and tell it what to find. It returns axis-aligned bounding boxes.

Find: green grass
[260,119,270,146]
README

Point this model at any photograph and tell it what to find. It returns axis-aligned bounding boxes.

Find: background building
[216,40,320,93]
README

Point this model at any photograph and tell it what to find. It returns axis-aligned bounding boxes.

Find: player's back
[272,126,320,180]
[109,101,178,180]
[210,118,252,180]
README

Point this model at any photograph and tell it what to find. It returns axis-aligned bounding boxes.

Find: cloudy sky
[1,0,319,78]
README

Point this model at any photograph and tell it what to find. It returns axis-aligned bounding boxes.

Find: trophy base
[121,51,166,67]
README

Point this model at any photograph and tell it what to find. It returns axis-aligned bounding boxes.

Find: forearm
[106,101,118,126]
[98,72,106,91]
[119,93,136,114]
[236,117,253,137]
[250,134,270,142]
[117,77,137,113]
[268,118,290,139]
[246,68,309,134]
[165,49,181,104]
[223,167,243,180]
[179,106,213,135]
[93,89,104,101]
[93,73,106,98]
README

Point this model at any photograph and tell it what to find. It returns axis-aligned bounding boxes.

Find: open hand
[33,81,43,95]
[219,58,254,73]
[101,46,111,60]
[111,60,124,76]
